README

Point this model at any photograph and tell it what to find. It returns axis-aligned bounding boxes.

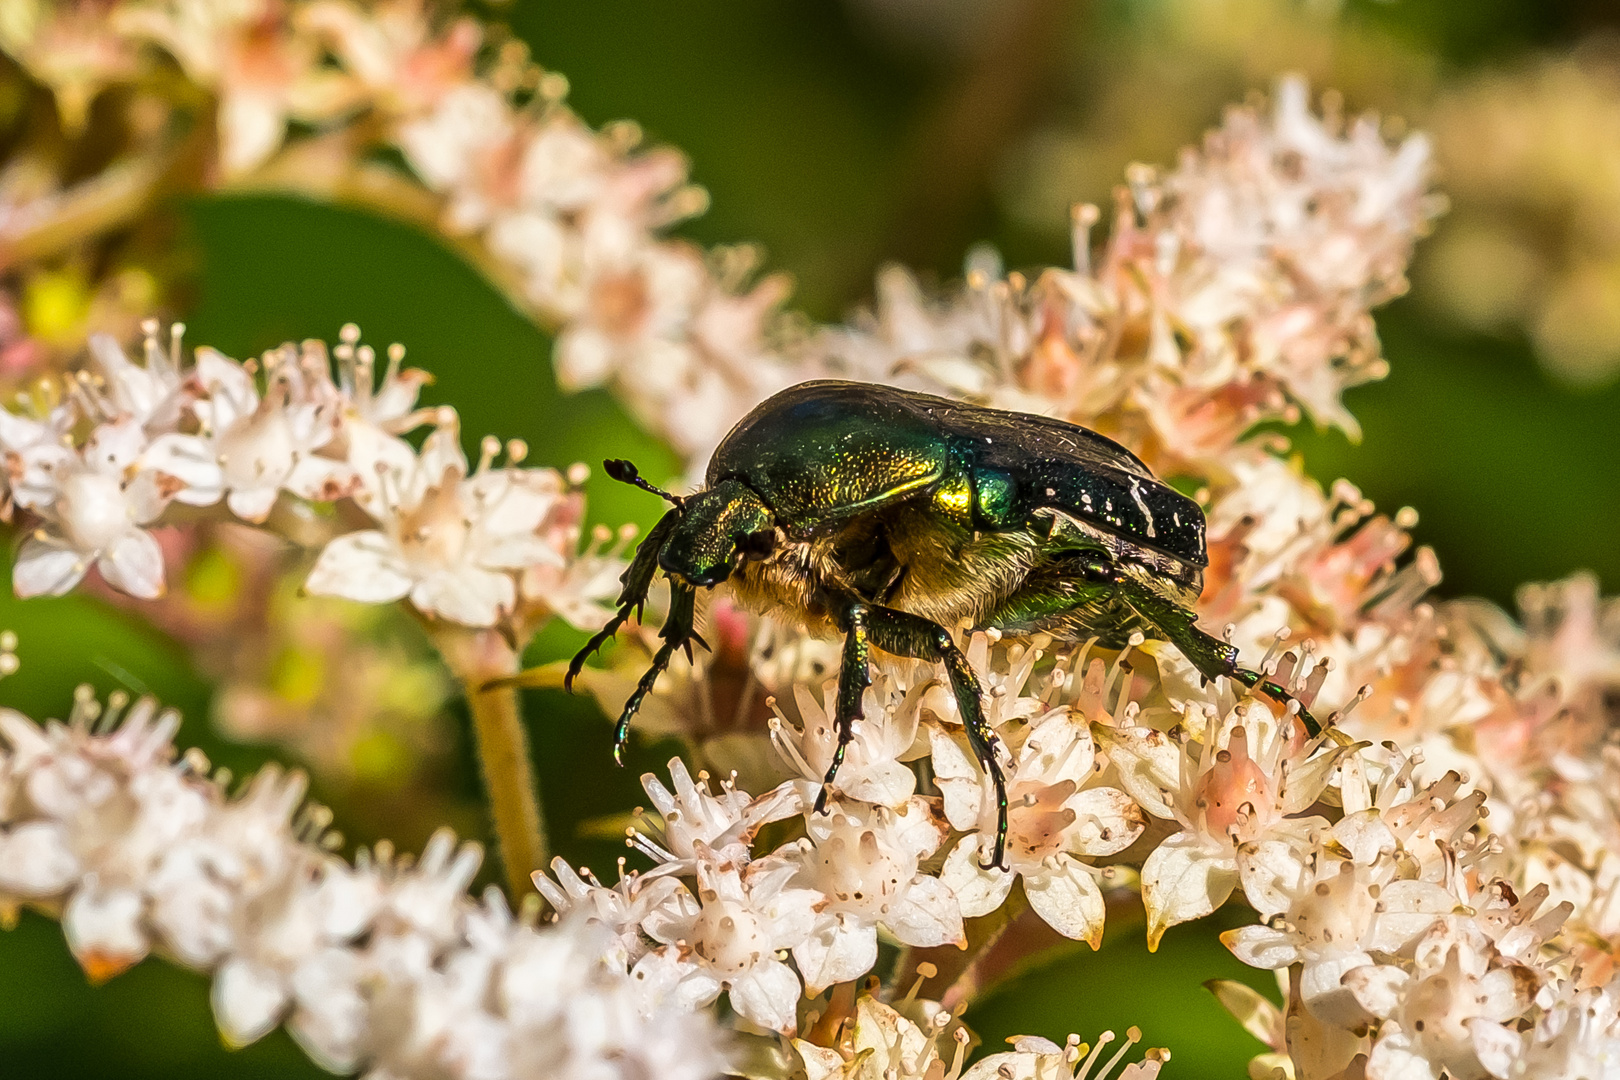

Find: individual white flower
[87,327,190,430]
[790,799,962,994]
[631,849,820,1034]
[326,328,435,436]
[934,708,1143,945]
[518,519,630,632]
[1345,921,1540,1080]
[11,418,217,599]
[532,856,695,969]
[963,1027,1169,1080]
[0,399,76,513]
[633,756,802,871]
[794,994,972,1080]
[305,418,572,626]
[770,669,927,810]
[189,344,356,521]
[554,237,707,399]
[1101,704,1355,949]
[394,82,518,230]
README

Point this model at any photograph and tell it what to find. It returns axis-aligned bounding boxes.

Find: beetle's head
[659,479,774,588]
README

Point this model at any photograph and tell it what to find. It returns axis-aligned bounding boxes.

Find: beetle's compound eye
[740,529,777,560]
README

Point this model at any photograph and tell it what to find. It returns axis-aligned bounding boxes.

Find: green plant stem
[434,627,547,899]
[467,676,548,899]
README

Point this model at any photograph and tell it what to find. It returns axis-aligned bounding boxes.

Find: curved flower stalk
[0,674,725,1080]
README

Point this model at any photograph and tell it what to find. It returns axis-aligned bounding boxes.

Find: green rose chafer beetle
[569,380,1321,870]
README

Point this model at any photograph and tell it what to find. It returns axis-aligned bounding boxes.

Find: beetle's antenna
[604,458,684,508]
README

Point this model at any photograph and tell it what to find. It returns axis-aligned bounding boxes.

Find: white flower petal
[63,882,149,979]
[0,821,81,894]
[940,836,1015,918]
[1220,925,1301,970]
[410,566,514,627]
[97,528,166,599]
[1140,830,1237,951]
[794,1040,846,1080]
[1023,855,1106,946]
[792,917,877,996]
[1468,1018,1521,1080]
[305,532,413,604]
[1342,963,1410,1019]
[885,874,964,948]
[1366,1028,1436,1080]
[1301,949,1377,1029]
[1064,786,1144,857]
[1236,838,1310,919]
[12,537,90,598]
[728,957,802,1035]
[285,455,359,503]
[227,486,281,523]
[143,433,224,506]
[1092,722,1180,819]
[213,957,290,1047]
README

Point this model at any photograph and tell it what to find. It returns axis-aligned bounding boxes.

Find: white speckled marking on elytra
[1129,480,1157,538]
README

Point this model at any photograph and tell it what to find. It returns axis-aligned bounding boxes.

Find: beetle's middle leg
[857,603,1010,872]
[816,603,873,815]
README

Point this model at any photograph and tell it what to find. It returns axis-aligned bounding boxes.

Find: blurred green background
[4,0,1620,1076]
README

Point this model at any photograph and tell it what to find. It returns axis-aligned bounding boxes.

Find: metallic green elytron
[568,380,1321,870]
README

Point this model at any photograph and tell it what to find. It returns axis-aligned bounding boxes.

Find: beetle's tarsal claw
[1232,666,1326,738]
[812,786,830,815]
[688,631,711,653]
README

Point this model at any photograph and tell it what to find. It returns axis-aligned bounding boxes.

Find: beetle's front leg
[610,582,702,765]
[565,508,682,691]
[860,605,1010,873]
[815,602,873,815]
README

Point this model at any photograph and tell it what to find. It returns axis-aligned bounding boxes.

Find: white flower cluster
[763,75,1436,469]
[0,672,725,1080]
[0,320,619,634]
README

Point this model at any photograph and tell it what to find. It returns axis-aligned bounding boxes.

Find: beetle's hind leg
[816,604,873,815]
[1116,575,1326,738]
[858,604,1010,873]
